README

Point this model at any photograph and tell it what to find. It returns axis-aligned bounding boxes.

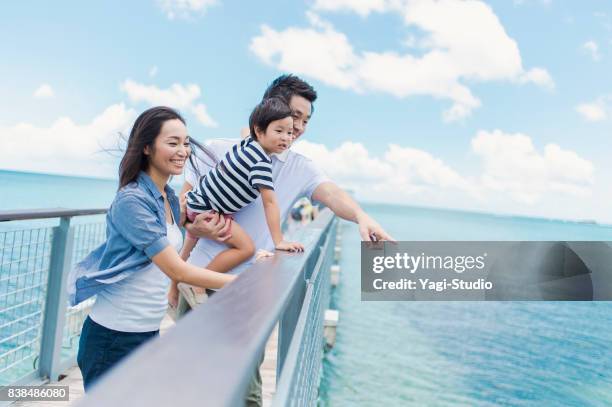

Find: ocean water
[0,169,185,212]
[320,203,612,406]
[0,170,118,211]
[2,170,612,405]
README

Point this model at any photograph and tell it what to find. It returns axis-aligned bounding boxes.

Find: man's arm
[311,181,394,242]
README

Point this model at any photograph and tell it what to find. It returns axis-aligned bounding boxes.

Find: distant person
[177,75,393,407]
[67,106,235,391]
[290,197,317,224]
[177,98,304,302]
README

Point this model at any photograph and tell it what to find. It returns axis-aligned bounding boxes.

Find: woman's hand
[185,211,232,242]
[275,240,305,252]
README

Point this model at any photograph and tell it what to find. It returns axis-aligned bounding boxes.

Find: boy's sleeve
[249,160,275,191]
[111,194,170,259]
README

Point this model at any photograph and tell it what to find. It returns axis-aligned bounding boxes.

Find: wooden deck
[12,312,278,407]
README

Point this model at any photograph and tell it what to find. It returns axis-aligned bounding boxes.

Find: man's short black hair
[262,74,317,107]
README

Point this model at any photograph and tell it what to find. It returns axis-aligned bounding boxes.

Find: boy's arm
[259,188,283,245]
[260,188,304,252]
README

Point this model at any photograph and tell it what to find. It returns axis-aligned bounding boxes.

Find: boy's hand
[275,240,305,252]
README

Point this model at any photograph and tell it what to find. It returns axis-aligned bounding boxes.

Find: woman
[69,106,234,390]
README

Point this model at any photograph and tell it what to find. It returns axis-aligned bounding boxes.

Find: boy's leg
[206,220,255,273]
[176,220,254,316]
[175,291,192,318]
[180,234,198,261]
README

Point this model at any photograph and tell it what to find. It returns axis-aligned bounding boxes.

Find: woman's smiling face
[145,119,191,177]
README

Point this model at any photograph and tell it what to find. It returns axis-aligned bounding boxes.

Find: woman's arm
[152,246,235,289]
[260,188,304,252]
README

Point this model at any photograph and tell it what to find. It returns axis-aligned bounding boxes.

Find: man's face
[289,95,312,143]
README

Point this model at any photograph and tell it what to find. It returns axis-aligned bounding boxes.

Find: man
[184,74,391,252]
[179,74,392,406]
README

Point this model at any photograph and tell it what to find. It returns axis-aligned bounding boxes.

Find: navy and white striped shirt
[186,136,274,214]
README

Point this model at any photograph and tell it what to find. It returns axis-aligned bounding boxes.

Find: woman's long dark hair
[118,106,216,189]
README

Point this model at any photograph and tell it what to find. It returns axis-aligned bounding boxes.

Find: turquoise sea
[320,204,612,406]
[2,169,612,405]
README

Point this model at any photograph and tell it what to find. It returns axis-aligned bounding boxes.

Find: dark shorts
[77,316,158,391]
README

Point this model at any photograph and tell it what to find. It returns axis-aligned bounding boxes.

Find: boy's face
[288,95,312,143]
[256,116,294,155]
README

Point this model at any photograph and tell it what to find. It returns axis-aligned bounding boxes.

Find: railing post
[39,216,74,381]
[276,220,334,380]
[276,278,306,377]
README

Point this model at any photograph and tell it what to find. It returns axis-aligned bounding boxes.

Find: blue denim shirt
[67,171,181,306]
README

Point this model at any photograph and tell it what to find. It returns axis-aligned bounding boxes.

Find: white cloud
[582,40,601,61]
[291,130,592,207]
[157,0,216,20]
[575,95,612,122]
[471,130,593,204]
[149,66,158,77]
[292,139,475,202]
[312,0,390,17]
[251,24,358,91]
[517,67,555,90]
[576,102,607,122]
[251,0,553,122]
[0,104,135,178]
[33,84,54,99]
[120,79,218,127]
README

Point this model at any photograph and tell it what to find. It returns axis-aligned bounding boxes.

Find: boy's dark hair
[262,74,317,108]
[249,97,293,140]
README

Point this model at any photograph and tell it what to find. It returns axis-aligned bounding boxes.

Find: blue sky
[1,0,612,222]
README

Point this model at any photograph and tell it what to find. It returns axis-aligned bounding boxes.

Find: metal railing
[0,206,338,406]
[78,209,337,407]
[274,214,336,406]
[0,209,107,388]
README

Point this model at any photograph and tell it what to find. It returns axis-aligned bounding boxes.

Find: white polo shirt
[185,138,330,275]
